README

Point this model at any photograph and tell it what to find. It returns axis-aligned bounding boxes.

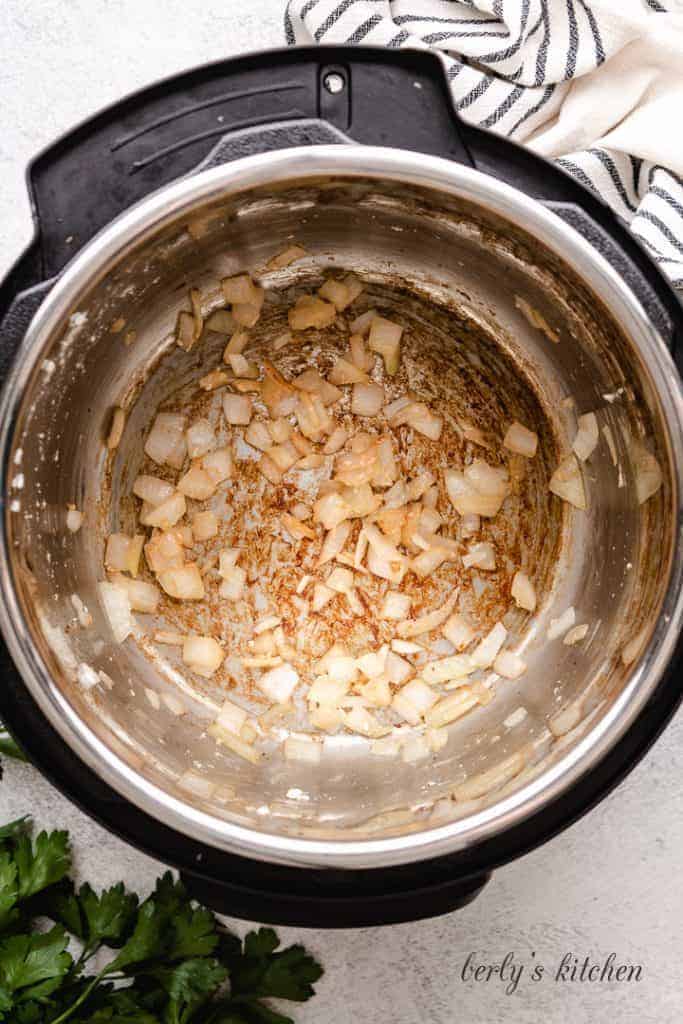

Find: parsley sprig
[0,818,322,1023]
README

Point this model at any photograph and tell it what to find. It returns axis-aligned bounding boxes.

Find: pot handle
[23,46,473,284]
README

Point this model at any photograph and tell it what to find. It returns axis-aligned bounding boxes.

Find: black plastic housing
[1,46,682,927]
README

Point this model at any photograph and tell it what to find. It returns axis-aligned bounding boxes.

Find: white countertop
[2,2,682,1020]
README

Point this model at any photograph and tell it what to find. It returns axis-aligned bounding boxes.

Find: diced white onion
[564,623,589,646]
[503,421,538,458]
[66,507,83,533]
[385,650,413,685]
[463,541,496,571]
[549,454,587,510]
[182,635,224,678]
[493,651,527,679]
[219,565,247,601]
[257,663,299,703]
[186,419,216,459]
[392,679,438,724]
[573,412,599,461]
[145,413,187,469]
[105,533,143,577]
[471,621,507,668]
[442,613,475,650]
[223,393,253,426]
[158,564,205,600]
[288,294,336,330]
[215,698,247,736]
[368,316,402,374]
[511,571,536,612]
[422,654,473,685]
[349,308,378,336]
[141,492,187,527]
[425,687,478,728]
[631,439,663,505]
[191,510,218,541]
[202,447,233,486]
[107,407,126,450]
[133,475,175,506]
[351,382,385,417]
[98,581,134,644]
[318,522,351,566]
[116,577,160,613]
[267,244,307,270]
[397,593,457,638]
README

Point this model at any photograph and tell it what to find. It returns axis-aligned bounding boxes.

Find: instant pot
[1,47,682,927]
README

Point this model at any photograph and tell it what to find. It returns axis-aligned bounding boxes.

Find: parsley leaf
[223,929,323,1002]
[13,830,71,901]
[0,926,72,1010]
[0,818,322,1024]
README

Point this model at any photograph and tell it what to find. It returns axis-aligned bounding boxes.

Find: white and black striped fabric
[285,0,683,288]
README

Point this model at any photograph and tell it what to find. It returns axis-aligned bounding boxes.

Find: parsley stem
[49,967,108,1024]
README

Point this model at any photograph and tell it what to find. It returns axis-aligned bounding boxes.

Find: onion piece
[384,650,413,685]
[288,294,336,330]
[460,512,480,538]
[631,439,663,504]
[222,393,253,426]
[343,706,390,738]
[222,273,261,306]
[66,507,83,533]
[397,592,458,639]
[296,392,333,441]
[219,566,247,601]
[515,296,559,344]
[356,647,389,678]
[471,621,507,668]
[205,309,234,333]
[323,426,348,455]
[197,450,230,491]
[176,310,197,351]
[425,687,478,728]
[368,316,402,374]
[547,606,576,640]
[185,419,216,459]
[208,723,261,762]
[511,571,536,612]
[281,512,315,540]
[573,412,599,461]
[328,356,369,385]
[564,623,589,646]
[261,362,298,417]
[267,244,307,270]
[422,654,473,685]
[158,564,205,600]
[549,454,587,509]
[99,581,135,644]
[268,441,299,473]
[223,327,250,357]
[227,353,258,379]
[176,465,215,501]
[443,613,475,650]
[392,679,438,725]
[503,421,538,458]
[318,278,351,311]
[312,582,334,611]
[214,698,248,736]
[183,635,224,678]
[133,475,175,507]
[107,407,125,450]
[258,453,283,485]
[463,541,496,571]
[352,382,385,417]
[145,413,187,469]
[349,308,377,336]
[349,333,374,372]
[445,461,509,517]
[391,639,422,655]
[453,751,526,801]
[257,663,299,703]
[366,546,407,585]
[318,521,352,566]
[199,368,230,391]
[335,446,378,487]
[292,368,343,406]
[218,548,240,573]
[191,510,218,541]
[378,592,410,622]
[313,492,350,531]
[105,533,144,577]
[493,651,527,679]
[145,531,184,573]
[244,420,272,452]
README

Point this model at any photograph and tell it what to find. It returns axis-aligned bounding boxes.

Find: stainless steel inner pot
[2,147,682,869]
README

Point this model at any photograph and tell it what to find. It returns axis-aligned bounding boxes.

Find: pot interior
[3,165,676,863]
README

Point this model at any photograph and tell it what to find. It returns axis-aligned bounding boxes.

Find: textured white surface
[1,2,682,1021]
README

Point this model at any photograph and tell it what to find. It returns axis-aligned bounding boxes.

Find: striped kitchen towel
[285,0,683,288]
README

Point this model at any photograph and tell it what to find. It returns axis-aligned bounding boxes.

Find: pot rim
[2,145,683,869]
